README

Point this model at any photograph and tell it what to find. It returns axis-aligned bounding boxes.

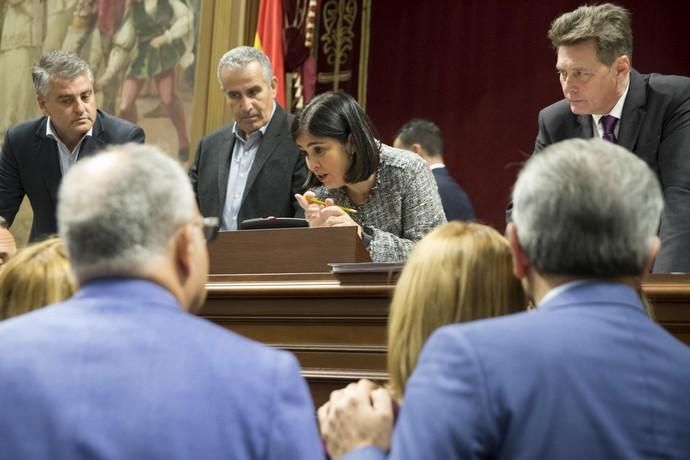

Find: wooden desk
[199,273,690,406]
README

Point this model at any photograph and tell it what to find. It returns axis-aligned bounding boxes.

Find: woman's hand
[295,192,362,237]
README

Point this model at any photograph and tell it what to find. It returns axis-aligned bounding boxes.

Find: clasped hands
[295,191,362,237]
[318,379,395,459]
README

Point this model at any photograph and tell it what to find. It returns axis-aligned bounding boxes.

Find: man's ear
[270,75,278,97]
[641,236,661,277]
[507,223,530,280]
[37,96,48,116]
[410,143,424,156]
[174,225,194,281]
[615,54,631,77]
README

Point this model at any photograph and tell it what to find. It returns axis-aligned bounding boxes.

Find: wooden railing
[199,273,690,406]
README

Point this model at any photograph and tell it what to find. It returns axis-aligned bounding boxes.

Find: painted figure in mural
[117,0,194,161]
[43,0,79,53]
[0,0,44,138]
[61,0,131,115]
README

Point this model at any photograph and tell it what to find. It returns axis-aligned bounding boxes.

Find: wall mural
[0,0,200,161]
[0,0,200,246]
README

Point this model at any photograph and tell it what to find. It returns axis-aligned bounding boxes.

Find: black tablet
[239,217,309,230]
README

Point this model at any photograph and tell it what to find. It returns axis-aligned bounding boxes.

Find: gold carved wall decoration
[318,0,357,90]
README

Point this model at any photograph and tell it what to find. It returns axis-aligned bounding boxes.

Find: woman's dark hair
[291,91,381,188]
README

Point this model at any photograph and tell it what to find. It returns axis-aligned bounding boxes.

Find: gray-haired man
[0,144,323,459]
[0,50,145,242]
[189,46,307,230]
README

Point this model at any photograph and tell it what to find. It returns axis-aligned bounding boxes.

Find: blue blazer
[345,282,690,460]
[0,279,324,460]
[535,69,690,273]
[0,110,144,241]
[432,167,474,221]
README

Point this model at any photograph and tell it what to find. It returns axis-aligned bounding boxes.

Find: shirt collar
[45,117,93,148]
[537,279,594,307]
[592,78,630,125]
[232,101,276,141]
[429,163,445,170]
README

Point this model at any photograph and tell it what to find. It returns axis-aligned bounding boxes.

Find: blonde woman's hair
[387,221,526,401]
[0,238,76,320]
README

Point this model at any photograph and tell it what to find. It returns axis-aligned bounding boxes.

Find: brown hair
[387,222,526,401]
[548,3,632,66]
[0,238,76,320]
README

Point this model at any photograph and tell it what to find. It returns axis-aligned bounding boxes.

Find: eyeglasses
[198,216,219,242]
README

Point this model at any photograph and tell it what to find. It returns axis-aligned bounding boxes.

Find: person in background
[0,237,76,320]
[190,46,308,229]
[0,50,145,242]
[0,143,323,459]
[0,217,17,270]
[394,119,475,221]
[534,3,690,273]
[319,138,690,460]
[293,91,446,262]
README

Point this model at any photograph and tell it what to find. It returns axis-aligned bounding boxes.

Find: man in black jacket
[189,46,307,230]
[0,50,145,242]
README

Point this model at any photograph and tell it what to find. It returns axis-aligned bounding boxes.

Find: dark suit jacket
[189,104,307,226]
[345,282,690,460]
[432,167,475,221]
[535,69,690,273]
[0,110,145,241]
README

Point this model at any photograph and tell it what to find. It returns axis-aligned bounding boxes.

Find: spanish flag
[254,0,286,108]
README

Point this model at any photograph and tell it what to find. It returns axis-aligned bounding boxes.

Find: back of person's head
[0,217,17,269]
[216,45,273,86]
[512,138,662,277]
[387,221,526,401]
[32,49,94,97]
[292,91,380,187]
[395,118,443,157]
[548,3,633,66]
[57,144,197,283]
[0,237,76,320]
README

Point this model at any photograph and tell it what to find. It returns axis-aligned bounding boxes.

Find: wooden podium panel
[199,273,690,407]
[207,226,370,275]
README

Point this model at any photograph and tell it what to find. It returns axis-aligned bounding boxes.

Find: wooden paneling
[199,273,690,406]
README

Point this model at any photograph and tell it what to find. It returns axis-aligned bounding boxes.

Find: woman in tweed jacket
[292,92,446,262]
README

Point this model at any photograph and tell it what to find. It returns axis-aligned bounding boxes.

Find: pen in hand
[305,195,358,214]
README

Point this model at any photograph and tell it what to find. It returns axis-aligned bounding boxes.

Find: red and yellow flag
[254,0,286,107]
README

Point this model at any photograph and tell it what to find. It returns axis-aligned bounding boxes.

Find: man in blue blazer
[394,118,475,221]
[189,46,307,230]
[319,138,690,459]
[0,50,145,242]
[0,144,323,459]
[534,3,690,273]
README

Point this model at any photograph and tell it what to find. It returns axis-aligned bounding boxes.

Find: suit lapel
[34,118,62,205]
[217,128,235,211]
[575,114,594,139]
[618,70,646,152]
[241,105,286,202]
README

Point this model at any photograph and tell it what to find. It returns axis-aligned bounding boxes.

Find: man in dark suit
[189,46,307,230]
[534,3,690,273]
[394,118,474,221]
[317,139,690,460]
[0,144,323,459]
[0,50,145,242]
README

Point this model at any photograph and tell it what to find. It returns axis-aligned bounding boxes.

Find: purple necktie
[600,115,618,143]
